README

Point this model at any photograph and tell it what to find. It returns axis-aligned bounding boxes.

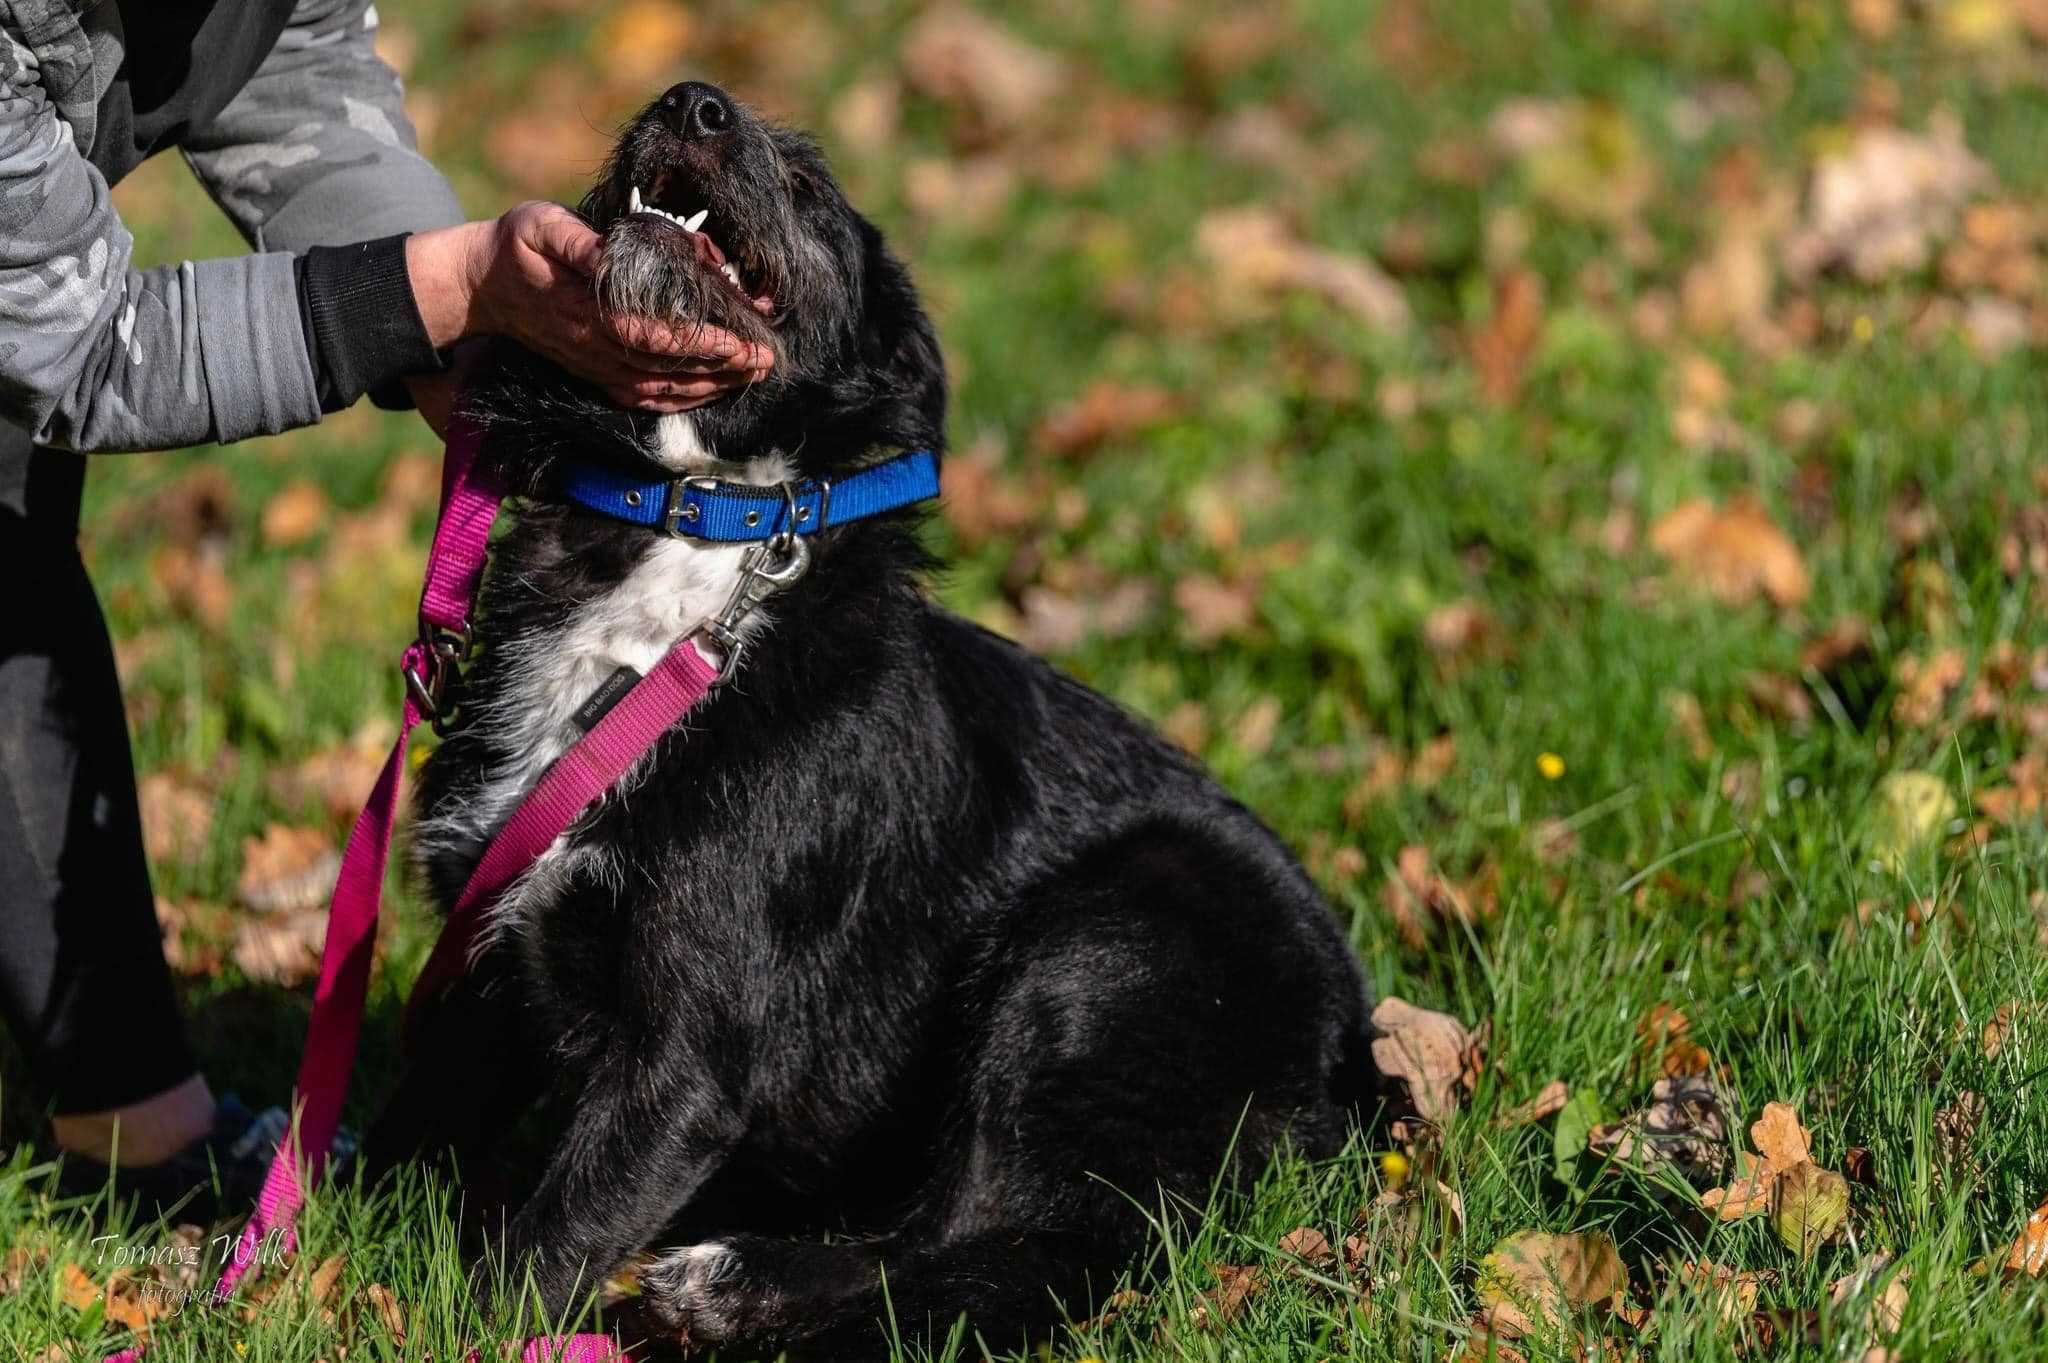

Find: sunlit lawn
[5,1,2048,1359]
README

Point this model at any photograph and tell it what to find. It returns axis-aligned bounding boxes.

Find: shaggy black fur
[366,81,1377,1359]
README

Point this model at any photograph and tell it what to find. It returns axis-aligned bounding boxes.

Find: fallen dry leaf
[1638,1003,1712,1079]
[1829,1252,1910,1337]
[1891,649,1966,729]
[1784,122,1990,283]
[1424,599,1500,667]
[1495,1081,1570,1130]
[232,906,329,987]
[1187,1262,1264,1331]
[1773,1159,1851,1258]
[363,1281,407,1344]
[235,823,340,915]
[2005,1195,2048,1276]
[1471,269,1546,405]
[1194,205,1411,330]
[1173,572,1261,646]
[1030,381,1179,459]
[1751,1101,1813,1169]
[1275,1227,1336,1273]
[1677,1260,1773,1323]
[1370,995,1474,1124]
[1588,1074,1730,1183]
[1647,496,1810,608]
[137,769,213,868]
[899,6,1064,146]
[259,480,331,549]
[1380,845,1498,948]
[1475,1230,1627,1338]
[268,725,395,823]
[590,0,695,85]
[1981,1000,2044,1059]
[1868,771,1957,873]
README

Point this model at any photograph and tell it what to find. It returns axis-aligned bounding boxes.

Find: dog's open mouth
[621,177,776,318]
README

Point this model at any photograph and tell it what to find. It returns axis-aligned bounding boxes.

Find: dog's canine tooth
[683,209,709,232]
[629,184,644,214]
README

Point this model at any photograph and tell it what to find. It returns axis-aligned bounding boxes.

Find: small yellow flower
[1852,314,1876,344]
[1537,752,1566,780]
[1380,1150,1411,1187]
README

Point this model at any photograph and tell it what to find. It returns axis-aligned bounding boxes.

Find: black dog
[369,80,1376,1358]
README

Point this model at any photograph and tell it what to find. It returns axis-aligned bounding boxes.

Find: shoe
[52,1095,358,1223]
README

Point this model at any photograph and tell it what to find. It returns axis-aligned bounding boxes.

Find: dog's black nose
[660,81,734,138]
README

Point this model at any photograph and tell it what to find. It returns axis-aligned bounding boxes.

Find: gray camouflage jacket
[0,0,462,452]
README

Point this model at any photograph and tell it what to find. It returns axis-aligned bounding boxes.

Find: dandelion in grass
[1537,752,1565,780]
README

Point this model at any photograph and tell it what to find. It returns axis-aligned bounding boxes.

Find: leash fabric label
[573,665,643,732]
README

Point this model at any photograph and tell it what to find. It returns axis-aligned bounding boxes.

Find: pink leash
[107,417,727,1363]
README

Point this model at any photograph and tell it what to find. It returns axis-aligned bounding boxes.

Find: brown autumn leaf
[1193,205,1411,331]
[1647,496,1810,608]
[363,1281,408,1344]
[590,0,695,85]
[1676,1260,1773,1323]
[1471,269,1545,405]
[1369,995,1474,1124]
[1982,1000,2045,1058]
[149,543,234,631]
[1830,1252,1910,1337]
[899,6,1064,147]
[1783,121,1991,283]
[940,436,1043,548]
[268,724,395,823]
[1475,1230,1628,1339]
[1588,1074,1730,1183]
[1752,1100,1813,1169]
[1495,1080,1570,1130]
[1173,572,1260,647]
[1186,1262,1264,1331]
[156,896,231,975]
[1773,1159,1851,1258]
[137,769,213,868]
[2006,1195,2048,1276]
[1013,580,1155,656]
[259,480,331,549]
[1275,1227,1336,1273]
[1424,599,1499,667]
[232,905,328,986]
[481,66,618,197]
[1381,845,1498,948]
[1892,648,1966,729]
[236,823,340,915]
[1637,1003,1711,1079]
[59,1263,98,1312]
[1030,381,1180,459]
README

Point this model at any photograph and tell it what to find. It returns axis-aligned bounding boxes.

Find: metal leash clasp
[402,615,475,735]
[699,486,812,683]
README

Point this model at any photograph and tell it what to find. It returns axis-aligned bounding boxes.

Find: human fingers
[514,201,604,278]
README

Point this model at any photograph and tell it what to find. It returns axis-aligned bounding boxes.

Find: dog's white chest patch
[422,415,792,938]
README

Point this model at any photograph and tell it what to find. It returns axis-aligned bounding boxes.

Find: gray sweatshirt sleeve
[180,0,463,255]
[0,1,465,454]
[0,27,319,452]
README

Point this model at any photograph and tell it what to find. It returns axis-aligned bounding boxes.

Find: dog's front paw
[639,1241,752,1347]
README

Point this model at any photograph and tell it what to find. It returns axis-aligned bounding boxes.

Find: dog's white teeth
[629,184,644,214]
[683,209,709,232]
[721,262,741,286]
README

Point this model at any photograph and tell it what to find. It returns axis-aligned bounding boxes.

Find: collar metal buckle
[661,476,719,538]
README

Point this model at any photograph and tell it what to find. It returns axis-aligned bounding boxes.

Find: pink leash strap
[96,418,650,1363]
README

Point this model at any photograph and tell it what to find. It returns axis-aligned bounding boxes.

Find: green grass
[6,0,2048,1358]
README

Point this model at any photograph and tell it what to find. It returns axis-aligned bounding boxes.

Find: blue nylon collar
[555,448,939,542]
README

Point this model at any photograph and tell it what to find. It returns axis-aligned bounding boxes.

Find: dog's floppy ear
[855,221,948,457]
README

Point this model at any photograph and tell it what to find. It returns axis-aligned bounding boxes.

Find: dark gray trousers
[1,427,196,1114]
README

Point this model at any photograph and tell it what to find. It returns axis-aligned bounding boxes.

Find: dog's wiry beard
[592,221,780,359]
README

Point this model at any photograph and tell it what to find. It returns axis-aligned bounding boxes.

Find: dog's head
[570,81,946,471]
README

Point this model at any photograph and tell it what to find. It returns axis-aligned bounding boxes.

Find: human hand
[405,203,774,413]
